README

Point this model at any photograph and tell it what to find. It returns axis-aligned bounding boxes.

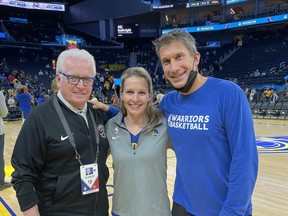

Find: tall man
[152,30,258,216]
[11,49,110,216]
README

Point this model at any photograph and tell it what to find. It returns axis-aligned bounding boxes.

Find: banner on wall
[0,0,65,12]
[163,14,288,34]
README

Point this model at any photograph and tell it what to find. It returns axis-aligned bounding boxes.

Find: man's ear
[194,52,201,66]
[56,73,61,82]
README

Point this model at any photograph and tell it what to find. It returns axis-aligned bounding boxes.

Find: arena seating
[4,107,22,121]
[277,102,288,120]
[263,103,277,119]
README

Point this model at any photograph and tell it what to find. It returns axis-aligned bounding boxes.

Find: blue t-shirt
[159,77,258,216]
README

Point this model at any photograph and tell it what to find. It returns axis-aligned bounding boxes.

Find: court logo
[256,136,288,154]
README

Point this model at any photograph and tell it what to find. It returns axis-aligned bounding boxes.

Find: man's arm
[89,99,119,119]
[89,98,109,111]
[152,98,160,106]
[11,114,45,212]
[23,205,40,216]
[220,87,258,216]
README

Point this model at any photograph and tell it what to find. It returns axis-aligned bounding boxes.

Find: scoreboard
[117,24,139,37]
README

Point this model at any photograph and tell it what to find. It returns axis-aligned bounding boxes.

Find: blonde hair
[120,67,161,132]
[51,78,59,93]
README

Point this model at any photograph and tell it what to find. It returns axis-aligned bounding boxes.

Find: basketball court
[0,119,287,215]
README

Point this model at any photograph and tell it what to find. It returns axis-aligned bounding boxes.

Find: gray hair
[56,48,96,76]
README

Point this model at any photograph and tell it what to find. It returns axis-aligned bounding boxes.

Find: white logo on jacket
[61,135,69,141]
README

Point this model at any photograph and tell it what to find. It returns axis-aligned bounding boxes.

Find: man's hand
[88,98,109,112]
[23,205,40,216]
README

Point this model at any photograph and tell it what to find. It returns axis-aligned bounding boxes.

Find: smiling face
[57,55,94,109]
[159,40,200,90]
[120,76,151,118]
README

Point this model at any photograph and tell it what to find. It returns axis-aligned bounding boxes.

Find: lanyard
[53,96,100,165]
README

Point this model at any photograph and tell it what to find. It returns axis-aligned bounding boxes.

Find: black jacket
[11,96,109,216]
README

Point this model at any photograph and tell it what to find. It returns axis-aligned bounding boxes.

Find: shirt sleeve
[220,87,258,216]
[107,105,120,119]
[11,114,46,211]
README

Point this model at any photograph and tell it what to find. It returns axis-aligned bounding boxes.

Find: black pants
[172,202,194,216]
[172,202,252,216]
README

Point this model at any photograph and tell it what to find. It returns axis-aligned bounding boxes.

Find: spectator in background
[7,74,15,87]
[254,69,260,77]
[285,91,288,101]
[7,95,18,109]
[15,85,33,123]
[244,88,250,100]
[7,88,14,98]
[250,88,257,102]
[51,77,59,94]
[261,71,267,77]
[111,94,119,106]
[36,93,46,105]
[270,89,278,104]
[13,79,22,89]
[284,74,288,84]
[153,88,165,106]
[263,87,272,102]
[0,90,10,190]
[0,74,7,86]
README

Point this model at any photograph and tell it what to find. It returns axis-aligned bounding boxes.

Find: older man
[11,49,110,216]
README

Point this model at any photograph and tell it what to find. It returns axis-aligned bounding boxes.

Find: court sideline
[0,119,287,215]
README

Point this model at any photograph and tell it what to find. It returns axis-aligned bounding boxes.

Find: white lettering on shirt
[168,114,209,130]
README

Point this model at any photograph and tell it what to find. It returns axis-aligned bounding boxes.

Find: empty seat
[270,102,283,119]
[263,103,276,119]
[258,102,270,118]
[278,102,288,120]
[249,101,256,110]
[252,102,263,118]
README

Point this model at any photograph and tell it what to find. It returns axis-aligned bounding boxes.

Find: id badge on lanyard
[80,163,99,195]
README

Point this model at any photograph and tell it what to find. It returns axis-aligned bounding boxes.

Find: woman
[104,67,172,216]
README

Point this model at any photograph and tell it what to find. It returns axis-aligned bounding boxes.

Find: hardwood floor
[1,119,288,215]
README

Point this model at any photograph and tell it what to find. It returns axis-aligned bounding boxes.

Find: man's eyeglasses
[59,72,95,86]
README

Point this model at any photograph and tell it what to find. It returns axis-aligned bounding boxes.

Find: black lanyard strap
[53,96,100,165]
[89,108,100,162]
